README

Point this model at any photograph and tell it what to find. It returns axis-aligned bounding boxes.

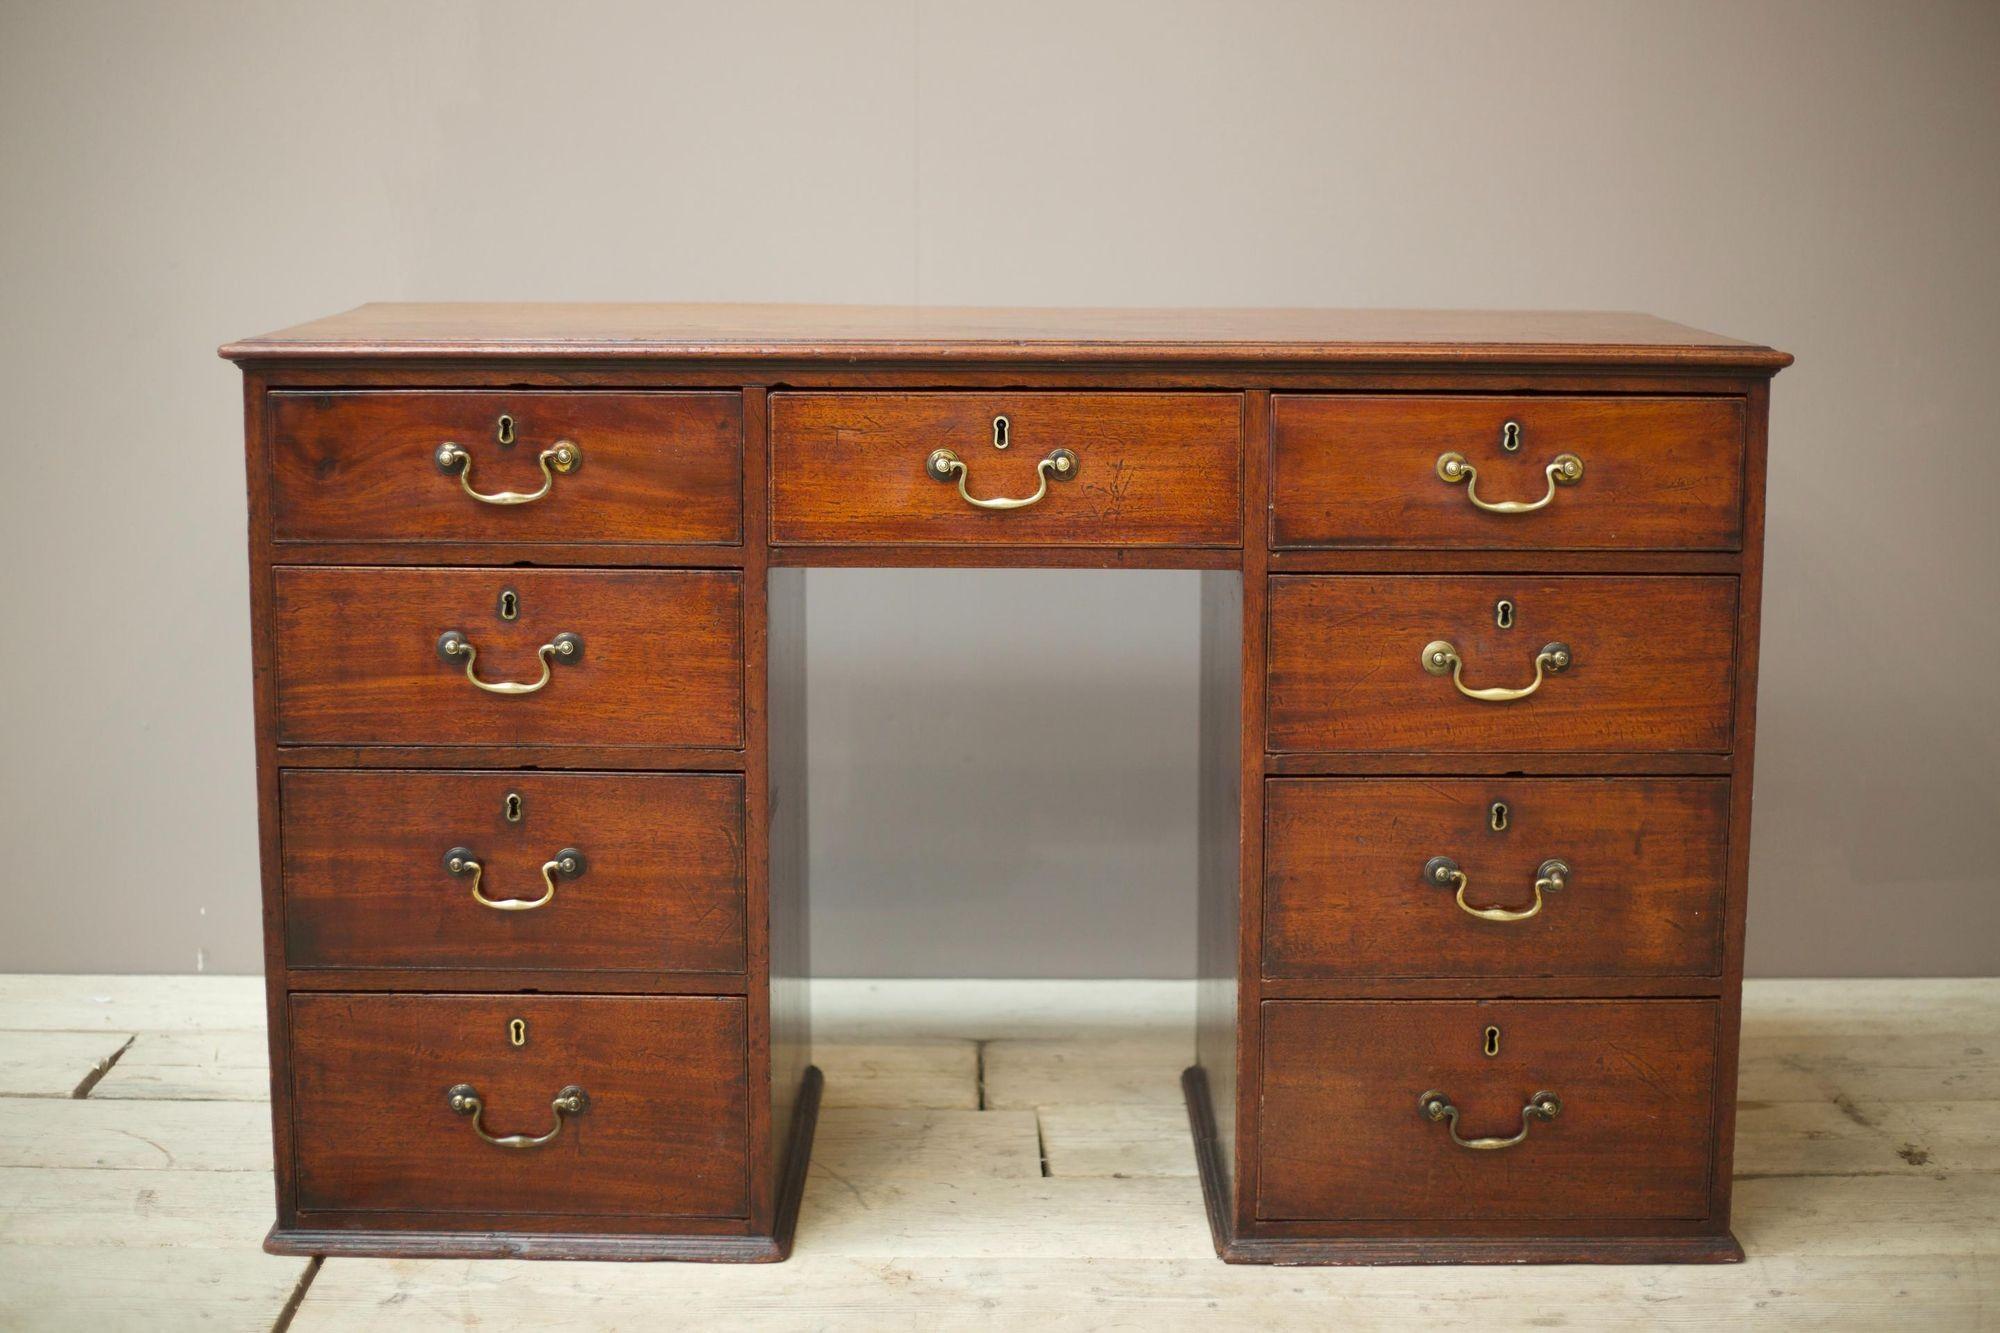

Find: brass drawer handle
[436,630,583,695]
[1435,450,1582,513]
[1422,639,1570,702]
[434,440,581,505]
[1424,856,1570,922]
[1418,1089,1562,1150]
[444,846,587,911]
[447,1083,587,1149]
[926,447,1078,511]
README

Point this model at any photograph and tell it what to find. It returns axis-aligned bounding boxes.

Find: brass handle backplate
[444,846,587,911]
[926,447,1078,511]
[437,630,583,695]
[447,1083,587,1149]
[1418,1089,1562,1150]
[1422,639,1570,702]
[1424,856,1570,922]
[1435,450,1582,513]
[435,440,581,505]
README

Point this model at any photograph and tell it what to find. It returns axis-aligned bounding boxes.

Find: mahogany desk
[222,305,1788,1264]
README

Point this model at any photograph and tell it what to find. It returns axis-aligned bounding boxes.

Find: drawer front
[1258,1000,1718,1221]
[281,771,746,975]
[291,994,749,1217]
[768,392,1243,545]
[269,391,743,544]
[273,567,744,748]
[1266,575,1737,754]
[1264,778,1727,979]
[1270,395,1744,550]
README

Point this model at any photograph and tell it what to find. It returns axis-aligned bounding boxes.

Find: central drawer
[272,567,744,748]
[280,771,746,976]
[768,392,1243,545]
[290,994,750,1218]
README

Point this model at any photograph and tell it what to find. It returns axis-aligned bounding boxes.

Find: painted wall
[3,1,1995,976]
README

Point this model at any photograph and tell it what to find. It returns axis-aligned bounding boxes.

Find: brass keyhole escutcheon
[1489,801,1510,832]
[498,588,519,621]
[992,415,1010,449]
[508,1018,528,1048]
[1501,420,1521,452]
[1495,599,1515,630]
[504,792,523,823]
[497,414,516,446]
[1484,1025,1501,1057]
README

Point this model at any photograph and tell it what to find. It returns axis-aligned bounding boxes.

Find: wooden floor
[0,977,1994,1330]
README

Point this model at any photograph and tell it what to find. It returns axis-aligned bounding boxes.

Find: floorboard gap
[70,1035,134,1099]
[974,1038,988,1111]
[271,1255,323,1333]
[1036,1114,1051,1177]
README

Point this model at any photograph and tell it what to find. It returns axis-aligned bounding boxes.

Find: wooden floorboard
[0,1031,131,1098]
[0,1097,274,1172]
[1035,1102,1198,1178]
[982,1037,1193,1109]
[0,975,1992,1330]
[89,1030,270,1102]
[813,1041,980,1110]
[812,1108,1044,1182]
[285,1253,1995,1331]
[0,974,263,1033]
[0,1165,282,1249]
[0,1245,313,1333]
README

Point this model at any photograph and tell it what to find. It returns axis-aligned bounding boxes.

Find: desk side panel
[1195,569,1242,1192]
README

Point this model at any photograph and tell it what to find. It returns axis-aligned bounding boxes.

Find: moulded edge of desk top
[219,303,1792,370]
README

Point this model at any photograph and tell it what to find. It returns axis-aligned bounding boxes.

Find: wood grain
[269,391,742,545]
[769,392,1243,546]
[0,1032,131,1097]
[272,567,743,748]
[1266,575,1738,754]
[1263,778,1728,980]
[288,994,749,1219]
[221,303,1790,369]
[278,771,745,976]
[1257,999,1719,1222]
[223,303,1786,1267]
[1270,394,1746,550]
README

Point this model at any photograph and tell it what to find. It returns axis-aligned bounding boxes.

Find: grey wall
[3,1,1996,978]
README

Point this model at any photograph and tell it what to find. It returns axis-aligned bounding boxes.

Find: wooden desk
[222,305,1788,1264]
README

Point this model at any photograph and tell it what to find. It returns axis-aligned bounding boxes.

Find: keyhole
[498,589,519,621]
[508,1018,528,1048]
[1500,420,1521,452]
[1489,801,1510,832]
[504,792,523,823]
[1495,599,1515,629]
[1483,1026,1501,1057]
[497,414,516,446]
[992,415,1010,450]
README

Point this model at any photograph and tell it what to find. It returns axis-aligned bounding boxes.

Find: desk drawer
[1266,575,1737,754]
[1258,1000,1718,1221]
[270,391,742,545]
[1270,395,1744,550]
[281,771,745,976]
[769,392,1242,545]
[1264,778,1727,980]
[273,567,743,748]
[291,994,749,1218]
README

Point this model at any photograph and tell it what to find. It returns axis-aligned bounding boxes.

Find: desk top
[222,303,1789,369]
